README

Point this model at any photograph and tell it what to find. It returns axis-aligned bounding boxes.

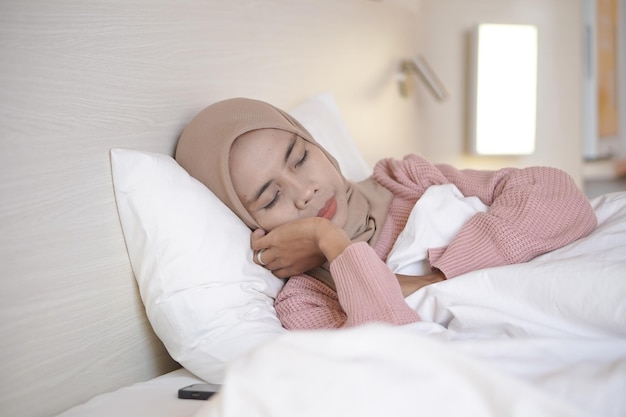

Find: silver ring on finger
[256,249,267,266]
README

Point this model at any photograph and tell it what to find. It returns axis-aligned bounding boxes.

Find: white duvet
[195,191,626,417]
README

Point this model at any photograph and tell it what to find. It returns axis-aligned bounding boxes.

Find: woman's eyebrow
[248,134,298,206]
[283,134,297,163]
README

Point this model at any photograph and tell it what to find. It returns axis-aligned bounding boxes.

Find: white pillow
[111,93,370,383]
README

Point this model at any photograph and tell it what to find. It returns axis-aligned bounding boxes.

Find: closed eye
[295,150,309,168]
[263,191,280,210]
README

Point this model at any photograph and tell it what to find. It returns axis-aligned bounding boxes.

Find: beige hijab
[175,98,392,291]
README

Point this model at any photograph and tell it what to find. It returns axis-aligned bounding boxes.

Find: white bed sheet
[405,191,626,340]
[54,368,206,417]
[195,324,623,417]
[194,192,626,417]
[57,193,626,417]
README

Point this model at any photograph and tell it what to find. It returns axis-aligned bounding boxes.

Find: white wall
[604,0,626,159]
[412,0,585,185]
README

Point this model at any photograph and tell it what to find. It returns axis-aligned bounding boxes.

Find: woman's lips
[317,197,337,220]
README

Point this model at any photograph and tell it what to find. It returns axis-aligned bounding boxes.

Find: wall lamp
[469,24,539,156]
[398,55,449,101]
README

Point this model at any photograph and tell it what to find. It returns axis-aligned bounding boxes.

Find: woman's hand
[251,217,351,279]
[396,269,445,297]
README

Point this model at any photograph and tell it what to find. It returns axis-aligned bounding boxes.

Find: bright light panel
[472,24,538,155]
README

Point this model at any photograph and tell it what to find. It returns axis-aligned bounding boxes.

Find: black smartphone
[178,383,221,400]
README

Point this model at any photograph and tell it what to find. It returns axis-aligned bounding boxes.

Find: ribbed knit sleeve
[274,274,347,330]
[275,242,420,330]
[374,155,598,278]
[331,242,421,327]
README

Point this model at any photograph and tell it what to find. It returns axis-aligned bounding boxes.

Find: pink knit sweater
[274,155,597,330]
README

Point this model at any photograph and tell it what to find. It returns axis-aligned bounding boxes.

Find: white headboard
[0,1,419,416]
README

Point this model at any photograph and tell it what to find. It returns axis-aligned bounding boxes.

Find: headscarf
[175,98,392,291]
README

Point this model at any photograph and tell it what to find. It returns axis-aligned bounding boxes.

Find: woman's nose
[293,182,316,210]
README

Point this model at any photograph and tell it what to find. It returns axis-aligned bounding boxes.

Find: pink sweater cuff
[331,242,421,326]
[429,216,509,278]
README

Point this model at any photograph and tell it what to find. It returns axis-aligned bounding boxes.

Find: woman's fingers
[250,220,329,276]
[250,228,267,251]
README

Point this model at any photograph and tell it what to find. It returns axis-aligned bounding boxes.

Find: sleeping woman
[175,98,597,330]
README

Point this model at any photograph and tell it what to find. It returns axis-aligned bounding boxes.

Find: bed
[1,1,624,417]
[68,95,625,417]
[42,95,626,416]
